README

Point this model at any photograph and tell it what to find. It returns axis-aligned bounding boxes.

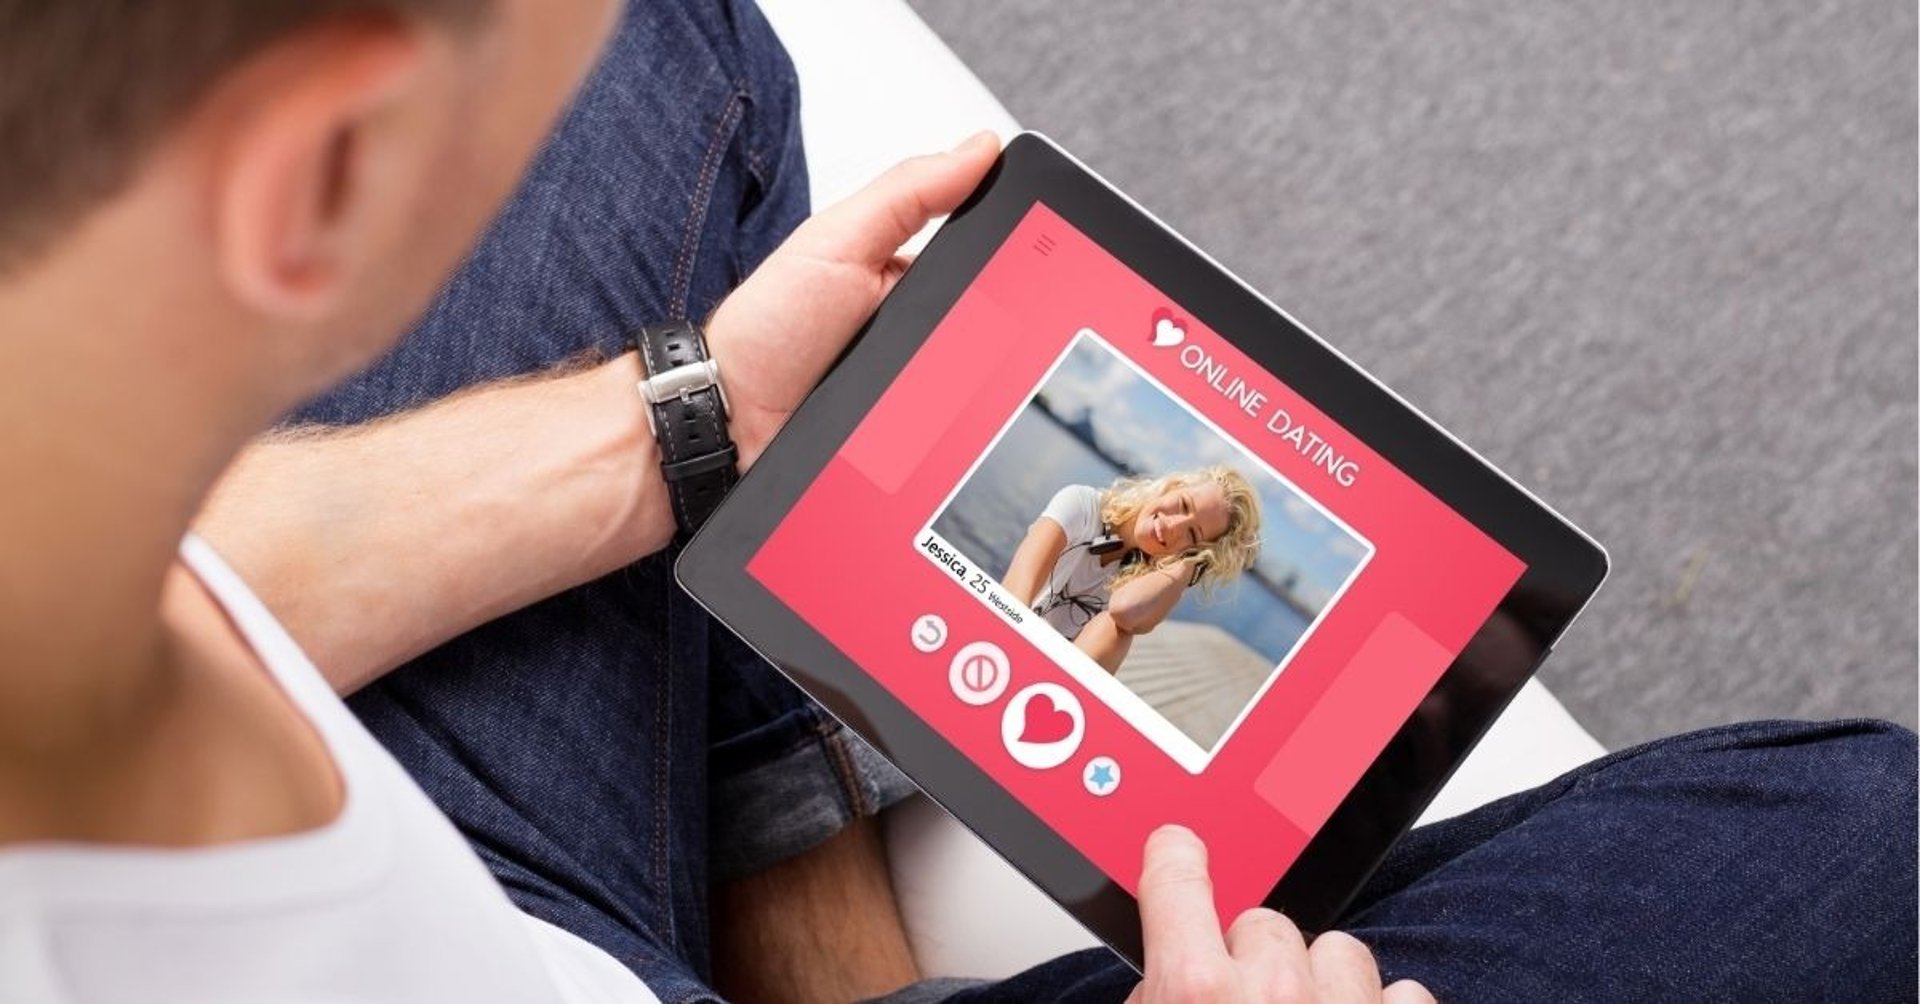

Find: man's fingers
[869,253,918,303]
[1224,907,1310,997]
[1383,978,1439,1004]
[790,132,999,266]
[1309,930,1385,1004]
[1133,831,1412,1004]
[1137,825,1229,980]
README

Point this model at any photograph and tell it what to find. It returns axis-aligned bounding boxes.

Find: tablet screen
[749,202,1525,918]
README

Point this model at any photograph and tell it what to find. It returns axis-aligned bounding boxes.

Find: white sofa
[755,0,1609,981]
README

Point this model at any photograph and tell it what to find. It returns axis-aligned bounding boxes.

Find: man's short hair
[0,1,487,272]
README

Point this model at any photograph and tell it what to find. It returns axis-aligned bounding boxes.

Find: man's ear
[207,16,441,321]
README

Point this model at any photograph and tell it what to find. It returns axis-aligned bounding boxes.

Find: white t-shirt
[1031,485,1123,640]
[0,535,660,1004]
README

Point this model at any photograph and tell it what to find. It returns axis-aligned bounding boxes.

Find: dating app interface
[751,204,1525,919]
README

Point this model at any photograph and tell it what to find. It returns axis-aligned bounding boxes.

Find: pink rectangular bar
[1254,613,1454,835]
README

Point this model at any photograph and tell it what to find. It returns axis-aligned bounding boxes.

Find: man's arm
[195,355,665,693]
[194,135,1002,694]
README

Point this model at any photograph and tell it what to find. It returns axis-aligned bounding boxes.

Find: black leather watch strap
[632,320,737,537]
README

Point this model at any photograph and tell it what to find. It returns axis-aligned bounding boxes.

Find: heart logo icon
[1019,694,1075,745]
[1150,308,1186,348]
[1000,683,1084,769]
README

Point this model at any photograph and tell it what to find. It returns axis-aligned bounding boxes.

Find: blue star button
[1082,756,1121,797]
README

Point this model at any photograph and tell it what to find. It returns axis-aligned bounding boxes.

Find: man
[1,1,1911,1002]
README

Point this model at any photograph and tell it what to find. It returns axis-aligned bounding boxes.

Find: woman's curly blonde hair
[1099,465,1263,596]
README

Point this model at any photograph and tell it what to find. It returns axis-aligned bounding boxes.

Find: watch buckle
[637,359,729,431]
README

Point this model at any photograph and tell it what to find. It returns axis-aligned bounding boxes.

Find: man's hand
[1129,826,1436,1004]
[707,132,1000,467]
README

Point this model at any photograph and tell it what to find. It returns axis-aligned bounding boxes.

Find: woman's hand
[1129,826,1435,1004]
[706,133,1001,467]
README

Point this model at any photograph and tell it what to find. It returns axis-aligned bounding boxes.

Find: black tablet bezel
[677,132,1608,971]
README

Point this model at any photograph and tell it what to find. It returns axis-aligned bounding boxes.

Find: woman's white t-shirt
[0,535,660,1004]
[1031,485,1123,640]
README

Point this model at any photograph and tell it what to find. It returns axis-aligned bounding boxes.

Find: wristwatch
[631,320,738,538]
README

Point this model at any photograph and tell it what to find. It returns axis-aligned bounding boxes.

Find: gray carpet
[905,0,1917,747]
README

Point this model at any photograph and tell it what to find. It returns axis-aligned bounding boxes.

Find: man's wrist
[702,314,776,471]
[577,353,677,556]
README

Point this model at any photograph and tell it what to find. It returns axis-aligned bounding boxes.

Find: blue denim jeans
[916,719,1917,1004]
[292,3,909,1002]
[293,3,1918,1002]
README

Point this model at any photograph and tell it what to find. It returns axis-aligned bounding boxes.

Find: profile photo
[930,331,1372,753]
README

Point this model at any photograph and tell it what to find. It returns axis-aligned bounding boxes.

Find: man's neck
[0,245,277,754]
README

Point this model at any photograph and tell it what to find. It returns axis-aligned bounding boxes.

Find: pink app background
[751,204,1525,921]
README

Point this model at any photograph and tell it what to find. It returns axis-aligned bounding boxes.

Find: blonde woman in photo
[1002,466,1263,673]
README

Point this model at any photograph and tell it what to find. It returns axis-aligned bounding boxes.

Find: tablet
[677,132,1607,969]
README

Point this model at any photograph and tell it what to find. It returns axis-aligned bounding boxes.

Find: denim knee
[1792,719,1916,865]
